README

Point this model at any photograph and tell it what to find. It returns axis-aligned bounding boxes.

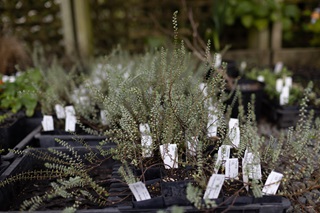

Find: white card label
[276,78,283,93]
[203,174,225,199]
[41,115,54,131]
[225,158,239,179]
[257,75,264,82]
[160,144,178,169]
[65,106,76,132]
[207,106,218,137]
[55,104,65,119]
[262,171,283,195]
[280,86,290,105]
[199,83,208,97]
[285,77,292,88]
[100,110,109,125]
[128,181,151,201]
[228,118,240,147]
[243,152,262,180]
[214,145,231,173]
[139,123,151,135]
[274,62,283,74]
[141,135,153,158]
[187,136,198,156]
[214,53,222,68]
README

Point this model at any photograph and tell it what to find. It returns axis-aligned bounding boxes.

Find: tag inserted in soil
[262,171,283,195]
[128,181,151,201]
[65,105,76,132]
[204,174,225,199]
[55,104,65,119]
[160,143,178,169]
[42,115,54,131]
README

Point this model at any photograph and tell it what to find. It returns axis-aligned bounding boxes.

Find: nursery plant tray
[0,147,291,213]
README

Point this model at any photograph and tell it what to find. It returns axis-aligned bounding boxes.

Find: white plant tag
[186,136,198,156]
[285,77,292,88]
[214,145,231,173]
[225,158,239,179]
[159,144,178,169]
[41,115,54,131]
[243,152,262,180]
[280,86,290,105]
[141,135,153,158]
[262,171,283,195]
[214,53,222,68]
[274,62,283,74]
[199,83,208,97]
[276,78,283,93]
[65,106,76,132]
[228,118,240,147]
[55,104,65,119]
[100,110,109,125]
[139,123,151,135]
[257,75,264,82]
[207,114,218,137]
[128,181,151,201]
[203,174,225,199]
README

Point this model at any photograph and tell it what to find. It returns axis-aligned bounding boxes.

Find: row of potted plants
[0,24,319,212]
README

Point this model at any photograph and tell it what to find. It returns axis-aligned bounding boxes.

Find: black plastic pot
[225,78,265,121]
[34,130,109,147]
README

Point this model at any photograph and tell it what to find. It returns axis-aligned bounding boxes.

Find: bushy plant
[0,68,42,116]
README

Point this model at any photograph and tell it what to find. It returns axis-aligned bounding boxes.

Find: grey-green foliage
[260,82,320,211]
[1,135,111,211]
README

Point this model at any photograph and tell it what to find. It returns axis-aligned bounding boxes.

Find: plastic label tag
[100,110,109,125]
[242,151,262,180]
[280,86,290,105]
[128,181,151,201]
[228,118,240,147]
[214,145,231,173]
[141,135,153,158]
[186,136,198,156]
[41,115,54,131]
[199,83,208,97]
[276,78,283,93]
[257,75,264,82]
[274,62,283,74]
[203,174,225,199]
[139,123,151,135]
[207,106,218,137]
[160,144,178,169]
[262,171,283,195]
[285,77,292,88]
[214,53,222,68]
[225,158,239,179]
[65,106,76,132]
[55,104,65,119]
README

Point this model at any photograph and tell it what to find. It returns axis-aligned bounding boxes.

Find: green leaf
[241,15,253,28]
[281,18,292,31]
[253,19,269,31]
[235,1,253,16]
[283,4,300,21]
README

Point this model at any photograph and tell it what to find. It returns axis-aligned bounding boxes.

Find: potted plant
[1,14,319,213]
[245,65,320,128]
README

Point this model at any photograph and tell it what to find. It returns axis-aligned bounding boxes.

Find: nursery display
[245,64,320,127]
[0,9,319,213]
[1,17,319,212]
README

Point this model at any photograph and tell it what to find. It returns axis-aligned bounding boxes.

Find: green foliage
[244,66,308,106]
[225,0,300,31]
[0,68,42,116]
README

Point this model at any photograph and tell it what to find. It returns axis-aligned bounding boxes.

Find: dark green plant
[0,68,42,116]
[224,0,300,31]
